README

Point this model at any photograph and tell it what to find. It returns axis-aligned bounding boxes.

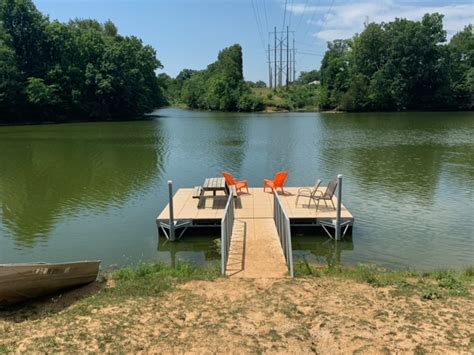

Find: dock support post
[168,180,175,242]
[335,174,343,240]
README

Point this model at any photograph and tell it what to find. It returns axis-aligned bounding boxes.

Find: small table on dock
[202,177,229,196]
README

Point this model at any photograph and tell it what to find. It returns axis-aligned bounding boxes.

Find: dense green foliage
[295,69,320,85]
[0,0,164,123]
[320,14,473,111]
[253,85,320,111]
[162,44,264,112]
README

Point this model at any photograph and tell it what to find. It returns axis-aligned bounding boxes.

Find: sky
[35,0,473,83]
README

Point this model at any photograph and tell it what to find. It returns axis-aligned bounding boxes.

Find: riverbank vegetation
[158,44,264,112]
[1,1,472,123]
[0,263,472,352]
[319,14,474,111]
[0,0,164,123]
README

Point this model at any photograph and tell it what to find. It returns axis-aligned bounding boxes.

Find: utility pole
[274,26,277,89]
[286,26,289,87]
[268,43,272,88]
[279,34,283,86]
[293,33,296,81]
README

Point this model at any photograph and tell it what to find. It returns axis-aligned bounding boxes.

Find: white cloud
[287,0,474,42]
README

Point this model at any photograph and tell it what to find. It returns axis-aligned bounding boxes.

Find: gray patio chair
[314,178,338,210]
[295,179,322,207]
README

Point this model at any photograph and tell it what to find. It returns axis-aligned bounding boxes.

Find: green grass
[0,344,9,355]
[294,262,473,300]
[111,262,220,298]
[0,262,220,320]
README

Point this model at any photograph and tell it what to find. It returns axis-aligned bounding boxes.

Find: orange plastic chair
[263,171,288,193]
[223,172,249,193]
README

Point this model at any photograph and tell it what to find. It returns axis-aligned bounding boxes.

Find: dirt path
[1,277,472,353]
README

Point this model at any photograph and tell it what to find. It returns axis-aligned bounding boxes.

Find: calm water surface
[0,109,473,270]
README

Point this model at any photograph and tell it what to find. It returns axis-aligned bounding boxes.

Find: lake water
[0,108,473,271]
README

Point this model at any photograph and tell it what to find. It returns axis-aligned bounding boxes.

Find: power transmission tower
[268,27,296,89]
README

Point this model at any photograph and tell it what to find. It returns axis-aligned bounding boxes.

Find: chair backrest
[324,178,338,199]
[310,179,322,197]
[223,172,236,186]
[273,171,288,188]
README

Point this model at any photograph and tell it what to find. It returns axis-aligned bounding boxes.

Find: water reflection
[156,233,220,267]
[292,234,354,268]
[0,109,472,270]
[0,120,166,246]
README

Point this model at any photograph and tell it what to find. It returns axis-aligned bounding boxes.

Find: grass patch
[295,262,473,300]
[0,344,10,354]
[112,262,219,297]
[0,262,220,320]
[102,262,220,302]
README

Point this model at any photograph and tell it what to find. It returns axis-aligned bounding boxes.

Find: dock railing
[221,192,235,275]
[273,192,294,277]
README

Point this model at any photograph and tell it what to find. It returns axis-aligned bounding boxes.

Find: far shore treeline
[0,0,473,125]
[0,0,164,123]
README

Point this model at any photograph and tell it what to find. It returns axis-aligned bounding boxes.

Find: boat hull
[0,261,101,307]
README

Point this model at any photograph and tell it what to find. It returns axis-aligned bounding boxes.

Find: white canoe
[0,260,101,307]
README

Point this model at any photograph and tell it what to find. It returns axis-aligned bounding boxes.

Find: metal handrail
[273,192,294,277]
[221,193,235,275]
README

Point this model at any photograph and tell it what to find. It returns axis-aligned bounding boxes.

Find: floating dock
[156,187,353,227]
[156,184,354,278]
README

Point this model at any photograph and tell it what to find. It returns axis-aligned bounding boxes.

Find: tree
[320,39,352,109]
[180,44,263,112]
[0,0,50,77]
[297,70,320,84]
[319,13,471,111]
[0,0,165,122]
[447,25,474,109]
[0,25,21,119]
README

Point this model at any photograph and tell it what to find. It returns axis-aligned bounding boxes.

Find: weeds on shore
[294,262,473,300]
[111,262,220,298]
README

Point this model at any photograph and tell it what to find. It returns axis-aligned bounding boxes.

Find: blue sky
[35,0,473,83]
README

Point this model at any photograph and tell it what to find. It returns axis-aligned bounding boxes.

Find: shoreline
[1,263,472,352]
[2,107,473,127]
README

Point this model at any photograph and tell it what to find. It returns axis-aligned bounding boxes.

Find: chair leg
[331,199,336,210]
[324,199,328,208]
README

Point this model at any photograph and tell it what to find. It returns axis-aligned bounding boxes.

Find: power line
[295,0,311,32]
[250,0,266,52]
[312,0,335,40]
[262,0,269,34]
[296,40,319,48]
[298,50,325,56]
[281,0,288,33]
[302,0,321,40]
[288,0,295,29]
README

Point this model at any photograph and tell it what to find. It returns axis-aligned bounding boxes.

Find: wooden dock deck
[156,187,354,278]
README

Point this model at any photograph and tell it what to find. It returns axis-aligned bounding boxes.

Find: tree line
[1,1,472,123]
[158,44,264,112]
[319,13,473,111]
[0,0,164,123]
